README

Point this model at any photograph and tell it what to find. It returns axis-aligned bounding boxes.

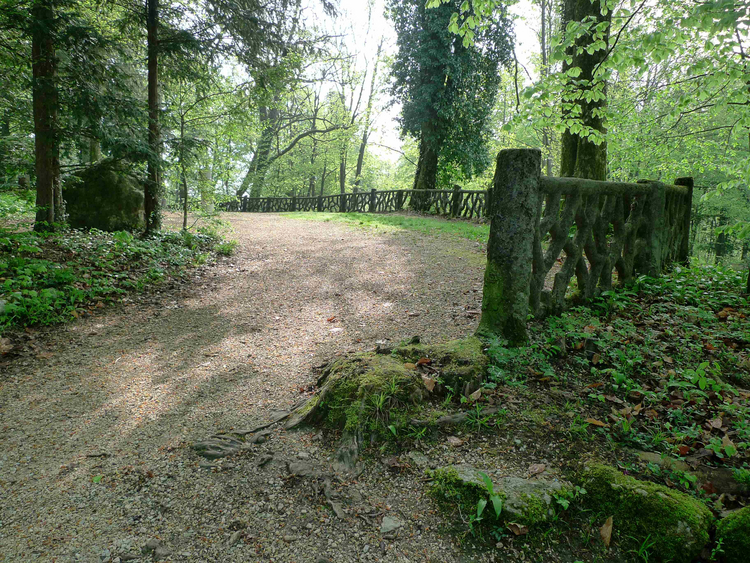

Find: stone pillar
[290,195,297,212]
[477,149,541,345]
[395,190,404,211]
[369,188,377,213]
[340,193,347,213]
[635,181,667,277]
[674,177,693,266]
[317,194,323,212]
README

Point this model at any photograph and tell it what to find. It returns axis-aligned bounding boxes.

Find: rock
[406,451,430,469]
[380,516,404,534]
[142,539,161,554]
[288,461,327,479]
[715,506,750,563]
[119,554,140,561]
[153,546,171,558]
[582,464,713,563]
[430,465,565,525]
[246,430,272,444]
[446,436,463,447]
[64,159,144,231]
[192,435,244,459]
[256,454,273,468]
[227,530,242,548]
[328,500,346,519]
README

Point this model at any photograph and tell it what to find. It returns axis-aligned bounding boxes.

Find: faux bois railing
[478,149,693,344]
[222,186,489,220]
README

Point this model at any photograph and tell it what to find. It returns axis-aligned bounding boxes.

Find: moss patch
[582,464,713,563]
[395,336,488,395]
[716,506,750,563]
[287,352,426,434]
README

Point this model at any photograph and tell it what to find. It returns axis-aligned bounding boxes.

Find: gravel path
[0,213,488,563]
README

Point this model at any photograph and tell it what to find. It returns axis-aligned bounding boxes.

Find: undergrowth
[0,225,226,335]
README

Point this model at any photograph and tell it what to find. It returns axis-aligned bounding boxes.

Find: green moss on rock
[429,464,565,526]
[286,352,425,433]
[395,336,488,395]
[64,159,144,232]
[582,464,713,563]
[716,506,750,563]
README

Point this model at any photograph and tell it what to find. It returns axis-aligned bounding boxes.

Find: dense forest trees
[0,0,748,265]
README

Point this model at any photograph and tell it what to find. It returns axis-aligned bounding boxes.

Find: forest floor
[2,212,749,563]
[0,212,494,563]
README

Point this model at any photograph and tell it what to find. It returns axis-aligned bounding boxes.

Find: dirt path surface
[1,213,488,563]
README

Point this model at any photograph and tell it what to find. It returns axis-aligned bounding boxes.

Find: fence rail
[479,149,693,344]
[221,186,489,220]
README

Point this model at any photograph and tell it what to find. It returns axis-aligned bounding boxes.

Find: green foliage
[387,0,513,186]
[0,228,223,334]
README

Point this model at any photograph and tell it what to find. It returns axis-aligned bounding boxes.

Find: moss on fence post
[635,181,667,277]
[477,149,541,345]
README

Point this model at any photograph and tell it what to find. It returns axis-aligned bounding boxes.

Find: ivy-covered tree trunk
[145,0,161,233]
[559,0,610,181]
[32,0,62,231]
[412,130,439,211]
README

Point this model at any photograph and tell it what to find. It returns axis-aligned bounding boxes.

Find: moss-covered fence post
[675,177,693,266]
[369,188,377,213]
[395,189,404,211]
[477,149,541,345]
[451,185,462,217]
[635,181,667,277]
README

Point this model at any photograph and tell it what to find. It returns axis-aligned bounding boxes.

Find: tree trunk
[238,105,277,197]
[339,150,346,194]
[32,0,62,231]
[354,40,384,188]
[559,0,610,181]
[540,0,553,176]
[145,0,161,233]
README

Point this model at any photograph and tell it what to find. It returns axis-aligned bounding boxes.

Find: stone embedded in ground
[287,461,328,479]
[582,464,713,563]
[380,516,404,534]
[430,465,566,525]
[715,505,750,563]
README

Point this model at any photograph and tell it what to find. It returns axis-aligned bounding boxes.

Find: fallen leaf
[677,445,691,456]
[600,516,613,548]
[421,375,436,392]
[591,353,601,365]
[506,523,529,536]
[403,363,417,370]
[416,357,432,366]
[0,338,13,354]
[327,316,336,323]
[584,382,604,389]
[664,356,673,364]
[528,463,546,476]
[711,418,723,429]
[585,418,610,428]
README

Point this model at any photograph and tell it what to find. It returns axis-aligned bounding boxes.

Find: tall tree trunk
[540,0,553,176]
[145,0,161,233]
[559,0,610,181]
[32,0,62,231]
[339,149,346,194]
[354,39,384,188]
[238,105,277,197]
[319,158,328,197]
[0,109,10,183]
[179,115,188,230]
